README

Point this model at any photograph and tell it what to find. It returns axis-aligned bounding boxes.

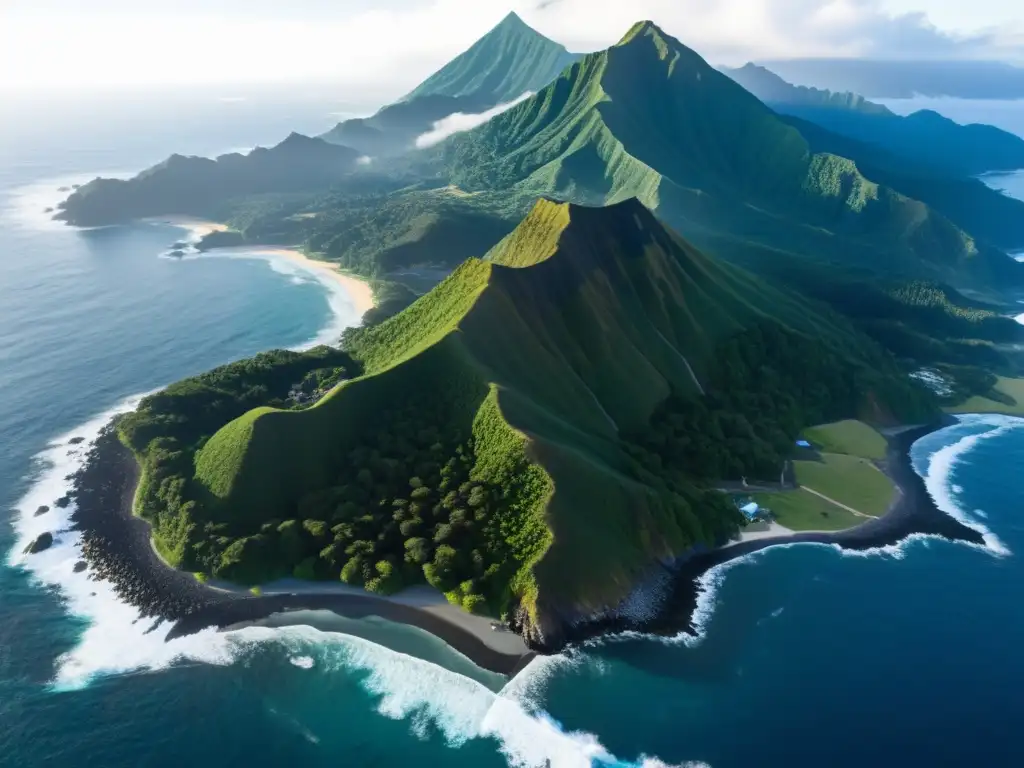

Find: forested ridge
[116,199,937,631]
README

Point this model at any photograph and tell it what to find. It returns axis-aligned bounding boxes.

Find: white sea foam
[7,398,683,767]
[3,171,134,232]
[595,415,1022,653]
[158,240,362,351]
[917,414,1019,557]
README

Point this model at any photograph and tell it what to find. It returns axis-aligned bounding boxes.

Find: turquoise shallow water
[2,91,1024,768]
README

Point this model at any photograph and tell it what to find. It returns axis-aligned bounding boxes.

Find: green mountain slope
[135,199,931,646]
[57,134,361,227]
[724,63,1024,177]
[321,94,491,157]
[781,113,1024,251]
[435,21,1023,296]
[321,13,579,157]
[404,12,579,104]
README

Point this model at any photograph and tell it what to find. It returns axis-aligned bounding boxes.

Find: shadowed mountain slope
[724,63,1024,177]
[57,133,361,226]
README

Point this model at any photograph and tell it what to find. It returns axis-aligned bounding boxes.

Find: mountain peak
[617,20,669,47]
[498,10,526,27]
[488,198,656,269]
[403,9,579,104]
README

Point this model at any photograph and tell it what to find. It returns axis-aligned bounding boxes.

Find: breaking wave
[6,398,687,767]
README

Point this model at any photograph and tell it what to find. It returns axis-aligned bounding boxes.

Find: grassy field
[793,453,896,517]
[803,419,887,460]
[946,376,1024,417]
[751,491,864,531]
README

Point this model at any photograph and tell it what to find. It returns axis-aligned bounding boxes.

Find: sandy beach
[142,215,228,238]
[147,216,377,318]
[206,578,530,658]
[246,246,376,316]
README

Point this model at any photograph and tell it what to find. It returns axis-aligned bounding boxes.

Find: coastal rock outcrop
[73,561,88,573]
[35,505,50,516]
[69,437,86,445]
[24,532,54,554]
[55,494,72,508]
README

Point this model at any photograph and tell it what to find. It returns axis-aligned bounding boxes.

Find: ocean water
[2,91,1024,768]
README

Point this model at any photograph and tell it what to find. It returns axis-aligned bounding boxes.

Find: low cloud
[414,91,533,149]
[356,155,373,165]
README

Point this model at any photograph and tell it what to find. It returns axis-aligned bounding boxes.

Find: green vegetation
[404,12,579,105]
[434,21,1023,297]
[751,491,865,532]
[132,199,934,632]
[725,63,1024,178]
[780,113,1024,251]
[117,345,357,568]
[57,134,362,227]
[320,12,579,157]
[803,420,888,461]
[301,187,514,276]
[195,229,245,251]
[946,376,1024,416]
[793,454,896,517]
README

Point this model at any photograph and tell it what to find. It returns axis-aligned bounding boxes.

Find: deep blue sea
[2,91,1024,768]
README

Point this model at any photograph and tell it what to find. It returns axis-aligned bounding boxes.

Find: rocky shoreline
[63,425,533,676]
[537,420,985,650]
[55,418,978,674]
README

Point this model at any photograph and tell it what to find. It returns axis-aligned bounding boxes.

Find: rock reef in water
[24,532,54,554]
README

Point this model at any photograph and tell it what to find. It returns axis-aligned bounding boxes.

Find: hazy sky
[1,0,1021,94]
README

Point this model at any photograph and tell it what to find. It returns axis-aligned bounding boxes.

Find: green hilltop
[126,198,934,645]
[434,21,1024,296]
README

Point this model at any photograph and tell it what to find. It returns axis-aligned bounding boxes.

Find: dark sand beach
[58,418,980,675]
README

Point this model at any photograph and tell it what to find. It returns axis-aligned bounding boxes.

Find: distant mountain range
[56,133,361,226]
[757,58,1024,100]
[320,12,579,157]
[436,21,1024,294]
[724,63,1024,177]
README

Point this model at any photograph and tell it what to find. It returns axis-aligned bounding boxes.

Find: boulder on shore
[24,532,54,554]
[69,437,86,445]
[73,561,88,573]
[35,505,50,516]
[55,495,72,509]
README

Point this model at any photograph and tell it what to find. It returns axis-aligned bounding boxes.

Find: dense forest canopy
[117,199,938,634]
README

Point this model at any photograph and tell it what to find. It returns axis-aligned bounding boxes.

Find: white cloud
[0,1,1020,95]
[530,0,1023,64]
[414,92,533,148]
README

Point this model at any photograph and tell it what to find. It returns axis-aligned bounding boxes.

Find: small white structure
[740,502,760,521]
